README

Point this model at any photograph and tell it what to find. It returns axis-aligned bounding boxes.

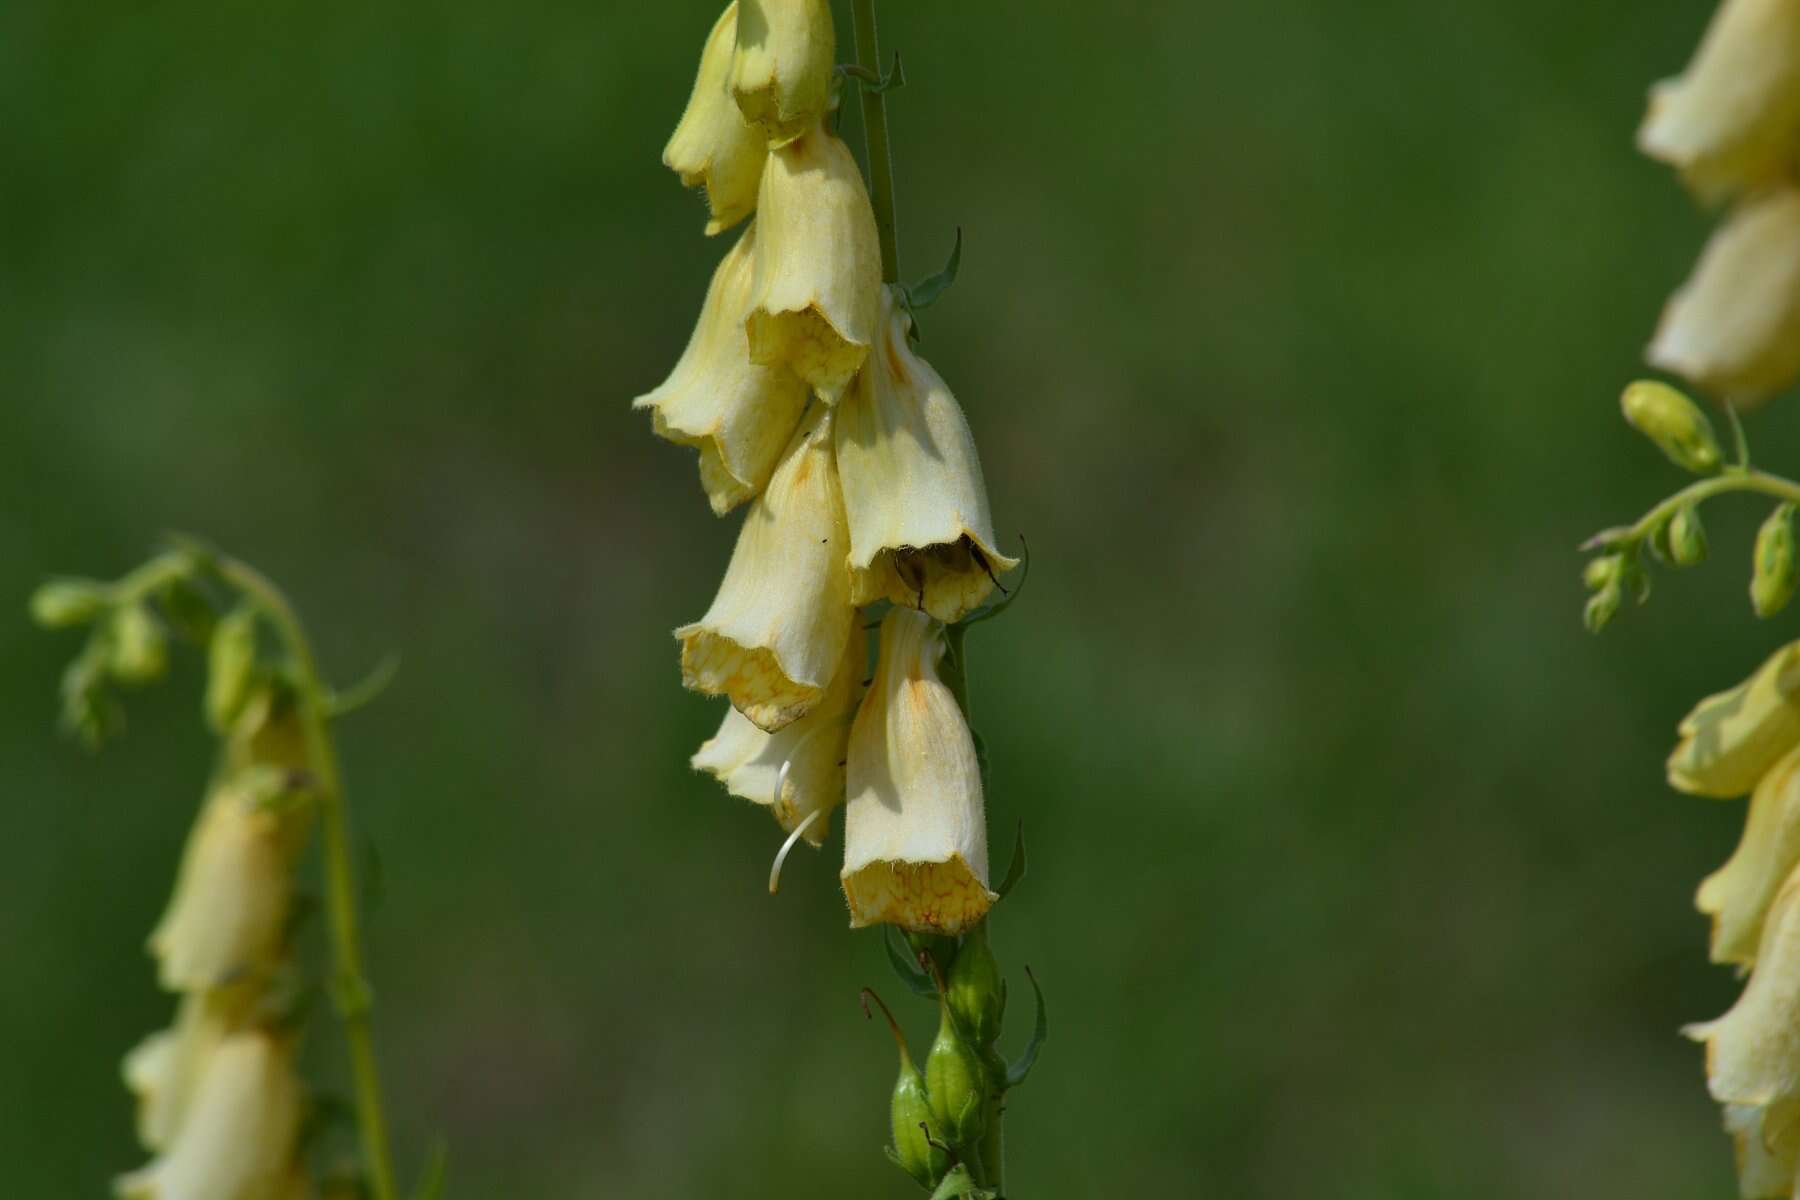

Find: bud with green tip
[925,972,990,1147]
[1584,580,1622,633]
[946,921,1005,1049]
[1621,380,1723,474]
[29,579,109,629]
[861,989,948,1189]
[1584,554,1622,591]
[1669,504,1708,567]
[108,604,168,684]
[207,607,259,733]
[1754,503,1800,618]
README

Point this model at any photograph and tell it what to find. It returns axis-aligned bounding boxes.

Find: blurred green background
[3,0,1790,1195]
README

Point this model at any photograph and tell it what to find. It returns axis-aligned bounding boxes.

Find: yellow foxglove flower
[1638,0,1800,202]
[836,288,1018,622]
[1669,641,1800,797]
[1648,187,1800,406]
[1689,867,1800,1158]
[841,608,996,934]
[730,0,834,146]
[746,124,880,404]
[664,3,766,235]
[635,222,809,515]
[676,403,854,731]
[1725,1104,1799,1199]
[123,985,258,1151]
[1701,744,1800,967]
[115,1032,303,1200]
[691,622,863,845]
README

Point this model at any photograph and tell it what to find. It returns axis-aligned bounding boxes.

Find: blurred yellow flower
[1649,187,1800,406]
[841,608,996,934]
[1724,1103,1798,1199]
[747,123,881,404]
[1638,0,1800,202]
[665,2,767,235]
[836,287,1017,622]
[731,0,835,146]
[123,985,256,1152]
[1668,640,1800,798]
[677,403,854,731]
[635,221,809,515]
[1700,744,1800,967]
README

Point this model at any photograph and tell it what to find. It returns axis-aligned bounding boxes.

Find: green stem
[850,0,900,283]
[216,558,398,1200]
[1587,468,1800,549]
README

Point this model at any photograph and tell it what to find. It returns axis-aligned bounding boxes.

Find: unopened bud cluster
[639,1,1017,933]
[1638,0,1800,405]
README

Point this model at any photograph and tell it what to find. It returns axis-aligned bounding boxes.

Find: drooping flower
[836,287,1018,622]
[841,608,996,934]
[1700,744,1800,967]
[746,123,881,404]
[730,0,835,147]
[691,621,863,846]
[1638,0,1800,202]
[1689,866,1800,1159]
[676,402,855,731]
[123,985,258,1152]
[664,2,767,235]
[1724,1103,1799,1199]
[635,221,809,514]
[115,1031,303,1200]
[1648,186,1800,406]
[1668,640,1800,798]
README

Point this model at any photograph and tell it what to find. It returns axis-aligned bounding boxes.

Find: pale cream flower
[836,287,1018,622]
[664,3,767,235]
[841,608,996,934]
[746,124,880,404]
[115,1032,303,1200]
[1638,0,1800,201]
[730,0,835,146]
[1648,187,1800,406]
[635,221,809,514]
[676,403,854,731]
[1701,744,1800,968]
[123,985,258,1151]
[1725,1104,1799,1199]
[692,622,863,846]
[1669,640,1800,798]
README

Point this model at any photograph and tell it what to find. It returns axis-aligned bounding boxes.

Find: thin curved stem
[1584,468,1800,550]
[851,0,900,284]
[215,558,398,1200]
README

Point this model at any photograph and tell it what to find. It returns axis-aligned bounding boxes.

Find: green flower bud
[1669,504,1708,567]
[108,604,168,685]
[925,986,989,1148]
[1584,554,1622,591]
[29,579,108,628]
[1584,580,1622,633]
[206,607,259,733]
[1620,380,1723,474]
[946,922,1005,1049]
[862,989,948,1189]
[1754,503,1800,618]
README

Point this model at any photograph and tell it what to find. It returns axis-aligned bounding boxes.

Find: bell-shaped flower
[115,1031,303,1200]
[635,222,809,514]
[746,123,880,404]
[1637,0,1800,202]
[1689,865,1800,1159]
[123,984,258,1151]
[676,403,854,731]
[1669,640,1800,798]
[841,608,996,934]
[730,0,835,146]
[836,287,1018,622]
[1724,1104,1799,1199]
[1701,744,1800,967]
[664,3,766,235]
[1648,187,1800,406]
[691,621,863,846]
